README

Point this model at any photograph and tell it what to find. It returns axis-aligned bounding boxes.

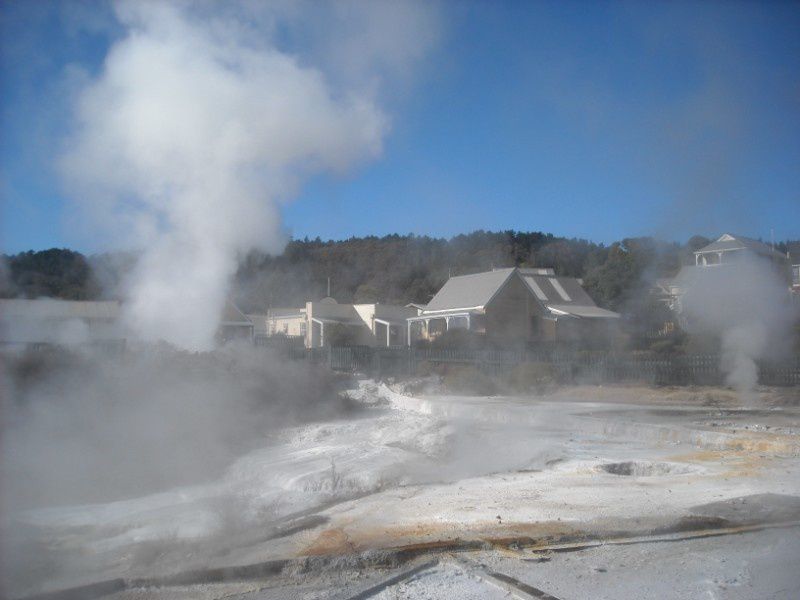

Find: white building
[693,233,787,266]
[664,234,793,315]
[305,298,416,348]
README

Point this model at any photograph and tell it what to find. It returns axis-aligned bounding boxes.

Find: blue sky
[2,0,799,254]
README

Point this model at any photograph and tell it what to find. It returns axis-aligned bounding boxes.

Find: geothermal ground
[6,381,800,599]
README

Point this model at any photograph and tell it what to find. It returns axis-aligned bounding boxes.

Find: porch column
[407,320,411,346]
[445,316,451,331]
[386,323,390,347]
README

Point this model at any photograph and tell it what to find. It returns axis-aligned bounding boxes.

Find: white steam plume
[680,253,795,398]
[60,0,435,349]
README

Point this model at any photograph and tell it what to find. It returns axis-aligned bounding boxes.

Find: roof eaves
[419,306,485,315]
[694,246,746,254]
[374,317,407,326]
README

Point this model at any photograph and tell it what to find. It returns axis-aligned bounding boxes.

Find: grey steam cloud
[60,0,438,350]
[680,254,795,396]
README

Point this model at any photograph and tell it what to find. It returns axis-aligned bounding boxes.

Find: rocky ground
[5,381,800,599]
[102,526,800,599]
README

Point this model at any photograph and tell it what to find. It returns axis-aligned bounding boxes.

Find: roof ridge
[447,266,516,279]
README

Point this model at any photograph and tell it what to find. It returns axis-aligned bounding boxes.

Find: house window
[793,265,800,286]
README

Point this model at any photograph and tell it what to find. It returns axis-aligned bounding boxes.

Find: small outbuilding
[305,298,417,348]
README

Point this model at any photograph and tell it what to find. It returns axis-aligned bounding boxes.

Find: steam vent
[2,1,800,599]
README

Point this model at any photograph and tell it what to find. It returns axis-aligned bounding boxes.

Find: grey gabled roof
[423,268,516,311]
[518,270,596,306]
[220,299,252,325]
[423,267,606,316]
[696,234,785,259]
[517,270,619,318]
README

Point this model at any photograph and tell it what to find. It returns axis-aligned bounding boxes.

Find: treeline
[0,249,135,301]
[233,232,705,312]
[2,232,795,313]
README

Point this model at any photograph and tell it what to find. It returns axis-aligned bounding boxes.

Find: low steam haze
[60,0,438,350]
[1,345,347,511]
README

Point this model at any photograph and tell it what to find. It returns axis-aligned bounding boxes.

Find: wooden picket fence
[254,334,306,358]
[251,334,800,387]
[319,345,800,387]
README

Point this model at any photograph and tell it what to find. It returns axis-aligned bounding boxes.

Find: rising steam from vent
[60,0,436,349]
[679,253,795,398]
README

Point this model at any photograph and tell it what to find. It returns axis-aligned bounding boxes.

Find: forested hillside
[2,231,795,313]
[0,249,135,301]
[232,232,699,312]
[0,249,99,300]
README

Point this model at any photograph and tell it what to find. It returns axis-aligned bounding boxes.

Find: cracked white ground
[6,381,800,599]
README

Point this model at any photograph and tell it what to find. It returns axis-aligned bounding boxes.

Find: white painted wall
[304,301,416,347]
